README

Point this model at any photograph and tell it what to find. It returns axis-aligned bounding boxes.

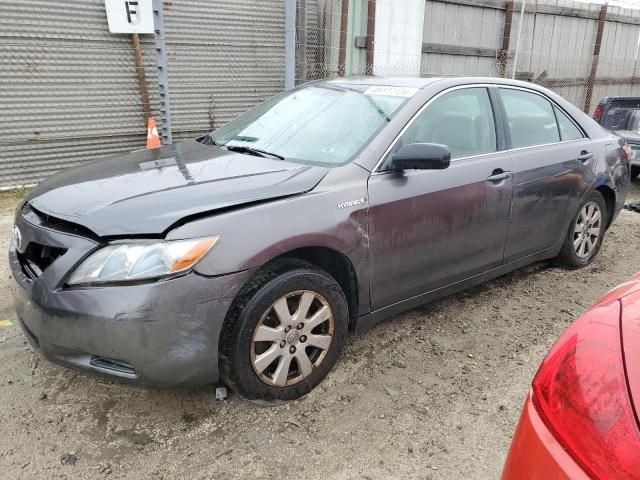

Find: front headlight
[67,236,219,286]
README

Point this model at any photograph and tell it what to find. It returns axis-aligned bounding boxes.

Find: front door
[368,87,513,310]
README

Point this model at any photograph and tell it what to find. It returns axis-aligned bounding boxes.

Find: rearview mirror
[391,143,451,170]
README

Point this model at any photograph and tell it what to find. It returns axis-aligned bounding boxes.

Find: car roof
[324,76,444,89]
[321,75,577,92]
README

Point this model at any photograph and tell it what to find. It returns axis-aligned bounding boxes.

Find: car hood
[26,141,329,236]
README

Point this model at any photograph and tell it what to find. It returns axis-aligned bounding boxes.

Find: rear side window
[500,89,560,148]
[554,106,583,141]
[401,87,497,159]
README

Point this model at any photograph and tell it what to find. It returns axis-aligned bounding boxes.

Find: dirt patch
[1,181,639,479]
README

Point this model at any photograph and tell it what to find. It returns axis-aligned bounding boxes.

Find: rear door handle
[578,150,594,162]
[487,170,512,183]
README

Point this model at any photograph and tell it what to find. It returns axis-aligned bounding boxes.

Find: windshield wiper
[224,145,285,161]
[197,133,221,146]
[198,134,284,160]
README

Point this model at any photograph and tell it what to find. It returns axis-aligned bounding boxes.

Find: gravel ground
[1,182,639,480]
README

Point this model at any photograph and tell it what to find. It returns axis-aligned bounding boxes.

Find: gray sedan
[9,77,631,401]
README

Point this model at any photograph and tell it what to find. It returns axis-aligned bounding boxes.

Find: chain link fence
[297,0,640,115]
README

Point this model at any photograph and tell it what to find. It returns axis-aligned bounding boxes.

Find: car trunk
[620,281,640,428]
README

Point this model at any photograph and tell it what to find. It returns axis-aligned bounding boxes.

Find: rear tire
[219,260,348,402]
[555,191,608,269]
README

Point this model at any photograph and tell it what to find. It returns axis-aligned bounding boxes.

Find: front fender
[166,163,371,314]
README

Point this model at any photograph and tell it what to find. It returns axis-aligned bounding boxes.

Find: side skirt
[354,247,557,335]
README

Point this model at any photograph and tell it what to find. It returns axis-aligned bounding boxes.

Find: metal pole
[285,0,296,90]
[366,0,376,75]
[511,0,526,79]
[338,0,349,76]
[296,0,308,83]
[153,0,172,144]
[584,3,608,113]
[499,0,514,78]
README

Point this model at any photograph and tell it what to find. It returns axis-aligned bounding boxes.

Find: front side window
[210,84,410,166]
[400,87,497,159]
[500,88,560,148]
[554,106,584,141]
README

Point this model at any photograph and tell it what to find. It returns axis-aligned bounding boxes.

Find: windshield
[209,84,413,165]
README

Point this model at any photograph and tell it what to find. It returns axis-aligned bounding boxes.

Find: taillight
[532,300,640,479]
[594,104,604,121]
[622,143,632,164]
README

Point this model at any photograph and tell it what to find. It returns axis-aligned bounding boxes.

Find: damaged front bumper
[8,211,254,387]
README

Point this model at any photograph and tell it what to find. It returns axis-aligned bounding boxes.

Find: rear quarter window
[554,106,584,141]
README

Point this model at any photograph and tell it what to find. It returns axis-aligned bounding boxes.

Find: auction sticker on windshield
[364,86,419,98]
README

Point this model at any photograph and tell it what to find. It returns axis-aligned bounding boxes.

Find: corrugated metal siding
[164,0,286,142]
[0,0,159,188]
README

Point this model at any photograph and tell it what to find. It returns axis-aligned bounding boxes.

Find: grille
[90,356,136,376]
[17,243,67,281]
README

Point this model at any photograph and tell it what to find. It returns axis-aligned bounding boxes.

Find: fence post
[285,0,296,90]
[499,1,514,78]
[366,0,376,74]
[296,0,308,83]
[584,4,608,113]
[338,0,349,76]
[511,0,526,79]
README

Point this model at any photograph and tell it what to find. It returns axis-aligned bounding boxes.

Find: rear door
[367,86,513,309]
[498,87,596,262]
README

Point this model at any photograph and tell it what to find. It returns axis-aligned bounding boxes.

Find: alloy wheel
[250,290,335,387]
[573,201,602,259]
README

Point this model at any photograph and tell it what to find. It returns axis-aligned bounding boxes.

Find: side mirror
[390,143,451,171]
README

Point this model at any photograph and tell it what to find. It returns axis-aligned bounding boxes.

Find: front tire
[220,260,348,402]
[555,191,608,269]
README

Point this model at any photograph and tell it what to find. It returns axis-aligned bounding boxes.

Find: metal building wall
[0,0,159,188]
[420,0,640,113]
[163,0,287,142]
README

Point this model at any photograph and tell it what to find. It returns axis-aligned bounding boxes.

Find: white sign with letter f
[105,0,154,34]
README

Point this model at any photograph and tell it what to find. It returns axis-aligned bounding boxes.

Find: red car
[503,273,640,480]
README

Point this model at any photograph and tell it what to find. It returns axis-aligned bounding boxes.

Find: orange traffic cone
[146,117,161,149]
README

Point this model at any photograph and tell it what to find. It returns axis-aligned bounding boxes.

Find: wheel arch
[595,184,616,229]
[273,246,359,331]
[220,245,361,355]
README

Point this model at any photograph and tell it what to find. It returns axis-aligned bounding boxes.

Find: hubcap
[573,201,602,259]
[250,290,334,387]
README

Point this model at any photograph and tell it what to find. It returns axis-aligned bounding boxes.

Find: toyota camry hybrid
[9,77,631,401]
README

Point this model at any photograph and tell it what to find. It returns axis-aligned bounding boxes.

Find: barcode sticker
[364,86,419,98]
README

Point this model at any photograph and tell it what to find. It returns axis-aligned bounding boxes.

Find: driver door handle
[487,170,512,183]
[578,150,593,162]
